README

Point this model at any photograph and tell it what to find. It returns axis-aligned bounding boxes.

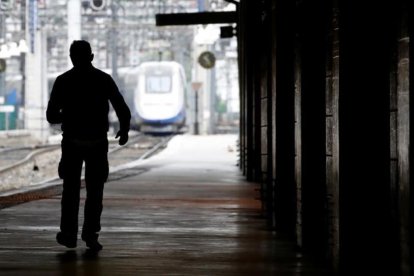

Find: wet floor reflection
[56,250,101,276]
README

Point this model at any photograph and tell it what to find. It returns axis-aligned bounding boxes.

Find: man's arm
[108,77,131,145]
[46,77,63,124]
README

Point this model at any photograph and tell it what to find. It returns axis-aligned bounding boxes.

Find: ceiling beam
[155,11,237,26]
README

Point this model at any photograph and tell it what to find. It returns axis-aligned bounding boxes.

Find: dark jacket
[46,65,131,139]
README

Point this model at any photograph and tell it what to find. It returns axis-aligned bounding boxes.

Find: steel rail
[0,133,142,175]
[0,146,60,174]
[0,133,172,188]
[108,133,143,154]
[136,134,174,161]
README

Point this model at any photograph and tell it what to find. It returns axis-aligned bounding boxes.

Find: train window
[146,75,172,94]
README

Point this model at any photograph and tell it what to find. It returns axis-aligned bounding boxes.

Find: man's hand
[115,130,129,146]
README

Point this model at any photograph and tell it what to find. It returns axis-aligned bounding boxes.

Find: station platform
[0,135,328,275]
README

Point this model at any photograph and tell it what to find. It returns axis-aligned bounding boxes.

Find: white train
[120,61,188,134]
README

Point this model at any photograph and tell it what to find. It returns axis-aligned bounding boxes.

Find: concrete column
[272,0,296,238]
[396,3,410,275]
[325,1,340,270]
[25,28,48,143]
[67,0,81,68]
[296,0,329,257]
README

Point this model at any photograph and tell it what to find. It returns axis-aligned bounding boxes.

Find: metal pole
[40,28,47,143]
[194,89,199,135]
[5,112,8,130]
[111,1,119,85]
[20,0,26,129]
[0,13,6,98]
[67,0,81,68]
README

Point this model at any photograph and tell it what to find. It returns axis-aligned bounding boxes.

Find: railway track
[0,145,61,193]
[0,148,41,169]
[0,133,174,206]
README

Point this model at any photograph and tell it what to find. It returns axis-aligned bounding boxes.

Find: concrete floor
[0,135,328,275]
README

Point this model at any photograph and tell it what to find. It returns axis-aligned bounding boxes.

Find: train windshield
[146,72,172,94]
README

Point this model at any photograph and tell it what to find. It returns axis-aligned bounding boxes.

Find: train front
[134,62,186,134]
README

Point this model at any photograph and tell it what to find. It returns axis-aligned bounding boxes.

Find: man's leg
[57,141,83,248]
[82,141,108,250]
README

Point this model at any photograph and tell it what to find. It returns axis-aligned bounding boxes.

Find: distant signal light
[90,0,106,11]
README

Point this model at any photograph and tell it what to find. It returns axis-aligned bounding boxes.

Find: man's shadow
[56,249,101,275]
[56,250,77,263]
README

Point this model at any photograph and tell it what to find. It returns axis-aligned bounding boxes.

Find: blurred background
[0,0,239,142]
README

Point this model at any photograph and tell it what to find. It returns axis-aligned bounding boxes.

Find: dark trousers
[59,137,109,240]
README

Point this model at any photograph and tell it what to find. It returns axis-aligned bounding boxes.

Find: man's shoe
[56,232,77,248]
[83,239,103,252]
[81,232,102,251]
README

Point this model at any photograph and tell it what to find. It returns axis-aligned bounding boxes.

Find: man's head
[69,40,94,68]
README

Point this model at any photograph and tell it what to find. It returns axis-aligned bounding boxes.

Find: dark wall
[338,0,399,274]
[238,0,411,274]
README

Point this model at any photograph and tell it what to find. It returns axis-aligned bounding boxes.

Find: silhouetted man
[46,40,131,251]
